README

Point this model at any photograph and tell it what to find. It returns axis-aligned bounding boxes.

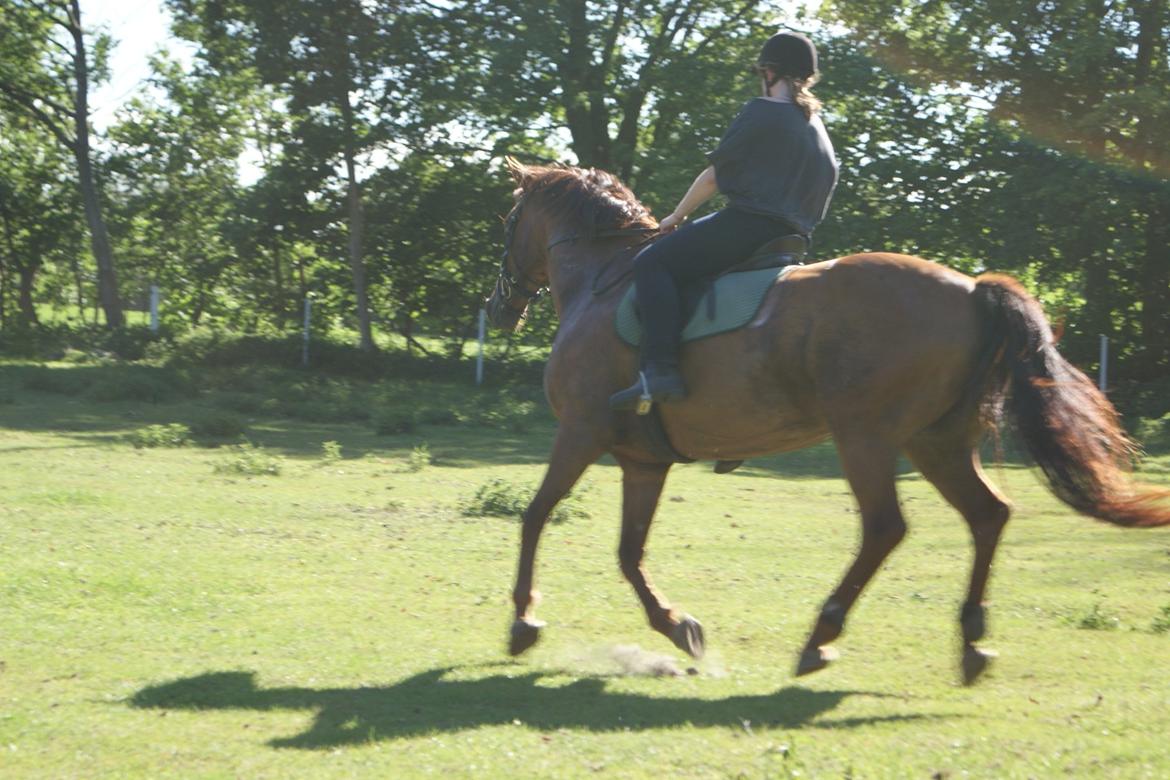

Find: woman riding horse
[610,31,839,412]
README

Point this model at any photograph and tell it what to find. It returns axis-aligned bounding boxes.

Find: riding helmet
[757,31,817,79]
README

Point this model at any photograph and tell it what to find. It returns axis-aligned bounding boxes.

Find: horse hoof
[670,615,706,659]
[795,646,838,677]
[961,645,997,685]
[508,618,546,656]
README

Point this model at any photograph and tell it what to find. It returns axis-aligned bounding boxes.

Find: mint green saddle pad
[615,265,798,348]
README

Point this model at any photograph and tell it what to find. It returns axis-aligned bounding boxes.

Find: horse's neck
[548,241,635,319]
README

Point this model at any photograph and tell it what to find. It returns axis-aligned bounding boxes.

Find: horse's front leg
[509,425,602,656]
[617,457,705,659]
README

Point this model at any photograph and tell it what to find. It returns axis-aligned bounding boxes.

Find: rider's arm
[660,166,718,230]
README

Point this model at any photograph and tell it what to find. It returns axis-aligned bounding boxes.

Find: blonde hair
[759,66,822,120]
[788,75,822,120]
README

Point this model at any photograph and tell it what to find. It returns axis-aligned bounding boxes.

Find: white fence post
[1098,335,1108,392]
[149,285,160,332]
[302,296,312,368]
[476,308,486,386]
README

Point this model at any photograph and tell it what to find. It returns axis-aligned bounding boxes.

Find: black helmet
[757,31,817,79]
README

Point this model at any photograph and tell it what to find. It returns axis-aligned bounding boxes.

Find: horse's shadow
[129,666,945,749]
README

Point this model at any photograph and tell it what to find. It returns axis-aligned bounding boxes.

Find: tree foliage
[0,0,1165,377]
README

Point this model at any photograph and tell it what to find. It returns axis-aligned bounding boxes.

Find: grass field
[1,359,1169,778]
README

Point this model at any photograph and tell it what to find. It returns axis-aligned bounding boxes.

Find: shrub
[321,441,342,463]
[22,367,87,396]
[374,409,417,435]
[1074,602,1120,631]
[211,391,265,414]
[401,443,431,473]
[419,407,460,426]
[1151,605,1170,634]
[213,440,281,476]
[128,423,191,449]
[461,477,527,518]
[191,412,248,440]
[461,477,590,523]
[1136,414,1170,454]
[86,370,184,403]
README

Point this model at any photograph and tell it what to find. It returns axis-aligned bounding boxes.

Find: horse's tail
[970,273,1170,527]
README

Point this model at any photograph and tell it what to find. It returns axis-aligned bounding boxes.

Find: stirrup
[634,370,653,416]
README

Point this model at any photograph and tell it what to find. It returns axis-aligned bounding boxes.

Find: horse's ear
[504,156,529,187]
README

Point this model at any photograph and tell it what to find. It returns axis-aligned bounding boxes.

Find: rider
[610,31,839,412]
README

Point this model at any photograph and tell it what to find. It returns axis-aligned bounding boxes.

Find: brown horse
[484,158,1170,684]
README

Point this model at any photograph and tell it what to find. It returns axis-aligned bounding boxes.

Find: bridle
[492,199,548,308]
[492,196,661,310]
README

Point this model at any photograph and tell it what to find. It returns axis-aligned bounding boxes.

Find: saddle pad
[616,265,798,348]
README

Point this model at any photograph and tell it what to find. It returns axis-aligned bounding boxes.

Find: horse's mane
[505,157,657,234]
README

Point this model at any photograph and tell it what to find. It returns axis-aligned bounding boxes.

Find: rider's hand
[658,212,684,232]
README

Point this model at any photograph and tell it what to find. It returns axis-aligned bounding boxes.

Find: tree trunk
[1139,191,1170,371]
[17,263,39,325]
[343,138,375,352]
[335,31,375,352]
[69,0,123,328]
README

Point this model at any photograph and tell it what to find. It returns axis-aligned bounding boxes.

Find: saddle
[615,234,808,474]
[615,233,806,348]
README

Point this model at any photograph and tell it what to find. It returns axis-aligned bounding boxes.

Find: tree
[104,54,252,328]
[0,0,124,326]
[428,1,787,187]
[824,0,1170,373]
[0,114,84,325]
[167,0,412,351]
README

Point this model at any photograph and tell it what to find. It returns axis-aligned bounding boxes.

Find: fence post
[476,308,486,386]
[302,295,313,368]
[1098,334,1108,392]
[149,284,160,332]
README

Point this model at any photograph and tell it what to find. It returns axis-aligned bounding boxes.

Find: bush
[22,367,88,396]
[418,407,461,426]
[1073,602,1120,631]
[374,409,417,435]
[85,369,185,403]
[461,477,527,518]
[1136,414,1170,454]
[461,477,590,523]
[128,423,191,449]
[400,443,431,473]
[190,412,248,440]
[1151,605,1170,634]
[212,440,282,476]
[321,441,342,463]
[211,391,265,414]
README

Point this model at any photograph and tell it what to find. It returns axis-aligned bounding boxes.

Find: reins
[579,228,661,297]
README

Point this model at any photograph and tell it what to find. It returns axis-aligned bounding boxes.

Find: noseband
[493,201,548,307]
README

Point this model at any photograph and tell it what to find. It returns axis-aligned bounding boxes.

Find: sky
[85,0,191,131]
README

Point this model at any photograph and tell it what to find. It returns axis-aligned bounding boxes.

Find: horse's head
[484,158,551,332]
[484,157,658,331]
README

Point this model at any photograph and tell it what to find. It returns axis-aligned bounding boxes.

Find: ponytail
[758,66,823,120]
[789,75,822,120]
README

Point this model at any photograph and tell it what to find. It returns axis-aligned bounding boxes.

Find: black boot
[609,361,687,414]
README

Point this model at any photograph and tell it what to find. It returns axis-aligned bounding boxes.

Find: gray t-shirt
[706,98,838,235]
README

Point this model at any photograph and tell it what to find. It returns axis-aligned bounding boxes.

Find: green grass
[1,360,1169,778]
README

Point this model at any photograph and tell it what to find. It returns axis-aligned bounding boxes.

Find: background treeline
[0,0,1167,376]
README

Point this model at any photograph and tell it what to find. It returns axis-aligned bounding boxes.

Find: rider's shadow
[129,666,944,749]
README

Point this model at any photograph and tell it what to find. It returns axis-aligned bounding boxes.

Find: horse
[483,157,1170,684]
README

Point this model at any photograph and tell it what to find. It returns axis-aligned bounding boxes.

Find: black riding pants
[633,207,798,365]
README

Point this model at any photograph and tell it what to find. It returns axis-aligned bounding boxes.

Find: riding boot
[608,360,687,414]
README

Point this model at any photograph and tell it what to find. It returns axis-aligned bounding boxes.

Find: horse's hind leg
[796,436,905,676]
[509,425,603,656]
[904,434,1011,685]
[616,456,704,658]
